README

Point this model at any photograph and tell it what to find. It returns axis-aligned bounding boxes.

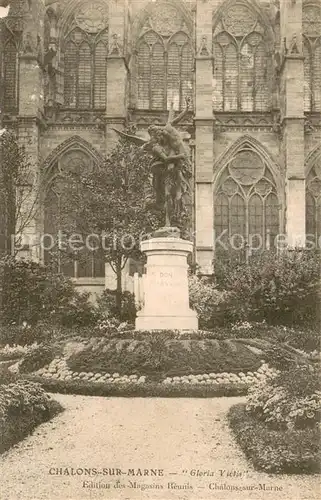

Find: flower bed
[0,380,63,454]
[228,361,321,473]
[19,344,58,374]
[246,363,320,428]
[34,357,275,386]
[0,343,39,362]
[22,354,277,397]
[66,337,263,380]
[92,322,321,353]
[15,335,311,398]
[228,403,321,474]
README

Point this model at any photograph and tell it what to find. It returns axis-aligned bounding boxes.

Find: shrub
[246,363,321,430]
[228,403,320,474]
[0,323,112,347]
[0,380,63,453]
[214,249,321,326]
[0,257,73,325]
[0,257,100,328]
[53,291,101,328]
[0,370,18,385]
[0,323,57,346]
[19,344,57,374]
[188,274,230,328]
[97,289,137,322]
[264,344,300,371]
[279,327,320,353]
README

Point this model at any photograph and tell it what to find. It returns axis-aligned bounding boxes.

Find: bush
[0,370,18,385]
[97,289,137,322]
[0,323,56,346]
[228,403,320,474]
[53,291,101,328]
[188,274,230,328]
[0,257,100,328]
[214,249,321,326]
[0,380,63,453]
[0,257,73,325]
[278,327,320,353]
[246,363,321,430]
[67,338,261,380]
[19,344,58,374]
[0,323,111,346]
[264,344,301,371]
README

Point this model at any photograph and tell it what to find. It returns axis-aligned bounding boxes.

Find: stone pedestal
[135,235,198,331]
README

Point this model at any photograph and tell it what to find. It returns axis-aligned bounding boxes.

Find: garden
[0,248,320,473]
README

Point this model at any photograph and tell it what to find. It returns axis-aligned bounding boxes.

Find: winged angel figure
[113,98,192,228]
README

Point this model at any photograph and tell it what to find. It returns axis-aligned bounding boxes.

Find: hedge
[228,403,321,474]
[0,257,100,327]
[0,380,64,454]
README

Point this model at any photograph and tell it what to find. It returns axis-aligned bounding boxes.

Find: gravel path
[1,395,320,500]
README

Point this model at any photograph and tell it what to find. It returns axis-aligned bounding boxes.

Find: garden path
[1,395,319,500]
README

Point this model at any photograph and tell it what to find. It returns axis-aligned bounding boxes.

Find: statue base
[135,233,198,331]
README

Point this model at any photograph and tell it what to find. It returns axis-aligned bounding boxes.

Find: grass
[228,403,321,474]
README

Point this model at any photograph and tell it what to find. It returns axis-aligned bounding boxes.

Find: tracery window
[44,150,105,278]
[214,149,280,257]
[212,2,271,112]
[136,2,193,110]
[43,11,52,105]
[2,32,18,111]
[303,4,321,112]
[306,163,321,244]
[63,3,108,109]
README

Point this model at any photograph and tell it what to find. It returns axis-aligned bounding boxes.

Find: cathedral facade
[0,0,320,293]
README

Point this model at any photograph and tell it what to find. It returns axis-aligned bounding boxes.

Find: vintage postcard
[0,0,320,499]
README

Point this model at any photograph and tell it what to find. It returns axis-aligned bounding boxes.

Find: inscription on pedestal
[135,237,198,331]
[149,271,182,297]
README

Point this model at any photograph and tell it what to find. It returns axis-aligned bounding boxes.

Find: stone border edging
[32,358,277,386]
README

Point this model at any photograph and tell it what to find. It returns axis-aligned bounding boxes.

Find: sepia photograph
[0,0,320,499]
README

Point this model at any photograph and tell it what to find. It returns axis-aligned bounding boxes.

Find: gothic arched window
[136,3,193,110]
[306,163,321,244]
[3,33,18,111]
[303,4,321,112]
[44,150,105,278]
[214,149,280,258]
[62,4,108,109]
[212,2,271,112]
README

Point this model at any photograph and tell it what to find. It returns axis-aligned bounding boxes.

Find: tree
[0,130,40,256]
[57,133,163,318]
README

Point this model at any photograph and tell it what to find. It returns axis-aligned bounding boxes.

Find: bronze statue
[113,98,192,227]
